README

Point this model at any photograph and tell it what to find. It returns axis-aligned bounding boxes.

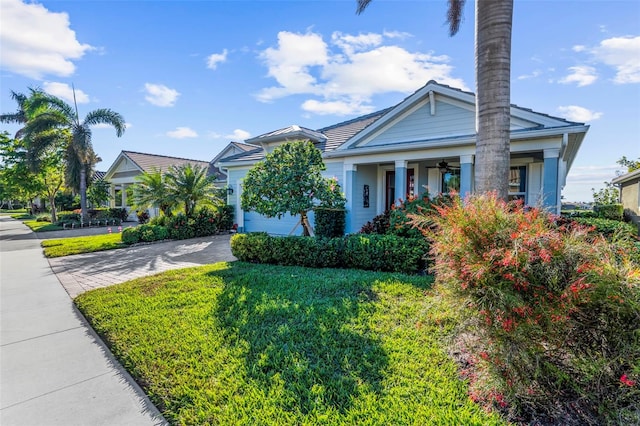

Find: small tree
[87,179,111,208]
[617,156,640,173]
[132,169,175,217]
[591,181,619,205]
[165,163,218,217]
[241,140,342,236]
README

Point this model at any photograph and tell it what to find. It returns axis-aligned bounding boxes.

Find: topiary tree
[241,140,343,236]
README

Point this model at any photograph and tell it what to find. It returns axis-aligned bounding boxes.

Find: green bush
[121,224,169,244]
[231,233,428,274]
[192,207,218,237]
[417,193,640,424]
[595,203,624,220]
[213,204,234,231]
[167,213,197,240]
[108,208,129,222]
[121,227,140,244]
[56,212,81,226]
[314,207,346,238]
[359,210,391,234]
[572,216,637,238]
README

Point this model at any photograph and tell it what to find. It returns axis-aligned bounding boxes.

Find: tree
[592,181,619,205]
[23,91,125,221]
[617,156,640,173]
[241,140,341,236]
[165,163,218,217]
[132,169,176,216]
[357,0,514,200]
[87,178,112,208]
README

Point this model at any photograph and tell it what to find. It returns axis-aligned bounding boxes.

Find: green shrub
[107,208,129,222]
[595,203,624,220]
[231,233,428,274]
[121,227,140,244]
[36,214,51,222]
[359,210,391,234]
[213,204,234,231]
[560,209,597,219]
[415,193,640,424]
[149,214,170,227]
[167,213,196,240]
[572,216,636,238]
[192,207,218,237]
[314,207,346,238]
[136,210,150,224]
[56,212,81,226]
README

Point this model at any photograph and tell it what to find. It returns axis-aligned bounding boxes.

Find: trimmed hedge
[572,217,637,238]
[121,225,169,244]
[594,203,624,221]
[231,233,429,274]
[314,207,346,238]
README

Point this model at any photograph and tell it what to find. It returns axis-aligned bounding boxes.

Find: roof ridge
[121,150,209,164]
[317,107,394,132]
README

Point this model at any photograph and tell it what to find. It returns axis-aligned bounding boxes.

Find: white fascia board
[612,168,640,185]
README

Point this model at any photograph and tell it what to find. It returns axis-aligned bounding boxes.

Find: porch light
[226,186,234,195]
[438,160,449,174]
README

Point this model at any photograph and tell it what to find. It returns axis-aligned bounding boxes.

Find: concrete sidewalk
[0,216,167,426]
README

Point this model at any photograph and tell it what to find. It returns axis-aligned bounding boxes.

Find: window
[508,165,527,201]
[442,169,460,193]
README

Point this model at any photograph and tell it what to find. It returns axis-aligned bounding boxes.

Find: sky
[1,0,639,202]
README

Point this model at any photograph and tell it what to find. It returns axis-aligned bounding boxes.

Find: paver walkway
[49,233,236,298]
[0,216,167,425]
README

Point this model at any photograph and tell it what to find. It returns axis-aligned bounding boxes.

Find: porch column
[236,182,244,232]
[121,184,128,208]
[543,148,560,212]
[394,160,407,204]
[109,184,116,208]
[460,155,474,197]
[344,163,357,234]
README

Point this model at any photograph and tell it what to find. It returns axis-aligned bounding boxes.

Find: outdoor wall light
[227,186,234,195]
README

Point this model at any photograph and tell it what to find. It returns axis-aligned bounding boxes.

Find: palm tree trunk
[474,0,513,200]
[80,164,88,222]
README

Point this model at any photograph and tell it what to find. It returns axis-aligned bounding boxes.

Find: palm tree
[24,91,125,221]
[357,0,513,200]
[132,168,176,217]
[165,164,218,217]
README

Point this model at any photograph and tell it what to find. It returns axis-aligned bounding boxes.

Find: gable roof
[612,168,640,185]
[105,150,212,179]
[219,80,589,167]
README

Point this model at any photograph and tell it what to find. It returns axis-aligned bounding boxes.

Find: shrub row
[571,216,637,238]
[121,207,230,244]
[230,233,429,274]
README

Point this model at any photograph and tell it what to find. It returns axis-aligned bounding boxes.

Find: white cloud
[557,105,603,122]
[256,30,468,116]
[208,129,252,140]
[144,83,180,107]
[517,70,542,80]
[225,129,251,140]
[43,82,90,103]
[207,49,228,70]
[166,127,198,139]
[559,65,598,87]
[302,99,375,116]
[0,0,92,79]
[591,36,640,84]
[572,45,587,53]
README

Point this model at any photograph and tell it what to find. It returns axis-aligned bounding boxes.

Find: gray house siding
[365,101,475,146]
[350,164,378,232]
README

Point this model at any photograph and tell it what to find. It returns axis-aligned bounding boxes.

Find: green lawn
[23,220,64,232]
[41,233,126,257]
[75,262,505,425]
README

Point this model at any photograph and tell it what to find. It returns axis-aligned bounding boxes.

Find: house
[217,80,590,235]
[103,150,213,220]
[612,168,640,227]
[208,141,258,186]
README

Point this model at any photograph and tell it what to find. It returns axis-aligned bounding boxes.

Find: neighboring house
[218,80,590,235]
[209,141,258,188]
[612,169,640,227]
[103,150,213,220]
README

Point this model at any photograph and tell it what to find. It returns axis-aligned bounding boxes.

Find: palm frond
[356,0,372,15]
[447,0,466,36]
[83,109,126,137]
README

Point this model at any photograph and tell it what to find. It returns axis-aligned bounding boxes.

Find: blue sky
[1,0,638,202]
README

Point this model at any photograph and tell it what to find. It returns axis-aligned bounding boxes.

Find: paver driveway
[48,234,237,298]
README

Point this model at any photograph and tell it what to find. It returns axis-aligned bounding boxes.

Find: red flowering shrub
[412,192,640,424]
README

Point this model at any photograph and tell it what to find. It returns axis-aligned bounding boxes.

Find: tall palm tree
[357,0,513,200]
[24,91,125,221]
[165,164,218,217]
[132,168,176,217]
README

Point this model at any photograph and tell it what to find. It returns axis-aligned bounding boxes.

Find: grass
[22,220,64,232]
[75,262,505,425]
[41,233,126,257]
